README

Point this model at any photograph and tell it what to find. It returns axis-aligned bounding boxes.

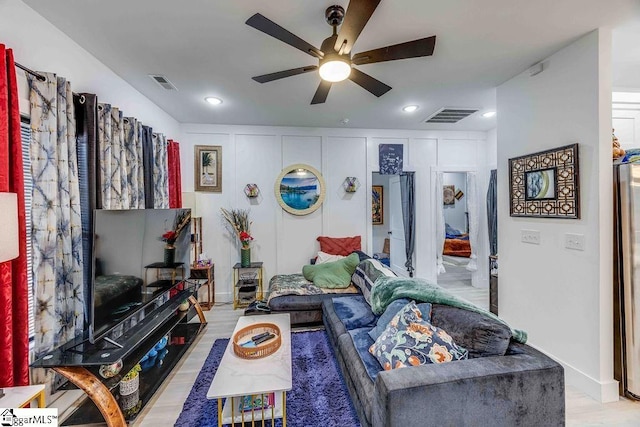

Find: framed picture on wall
[194,145,222,192]
[443,185,455,206]
[509,143,579,218]
[372,185,383,225]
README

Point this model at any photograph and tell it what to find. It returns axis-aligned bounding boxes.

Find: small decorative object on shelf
[343,176,360,193]
[119,364,141,396]
[221,207,254,268]
[161,210,191,265]
[244,183,260,198]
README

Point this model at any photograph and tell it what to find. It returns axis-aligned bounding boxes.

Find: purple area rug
[175,330,360,427]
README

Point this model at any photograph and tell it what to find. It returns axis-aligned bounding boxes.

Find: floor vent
[149,74,178,91]
[424,108,478,124]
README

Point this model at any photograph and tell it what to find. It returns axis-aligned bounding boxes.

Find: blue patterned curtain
[97,104,147,209]
[399,172,415,277]
[153,132,169,208]
[28,73,84,355]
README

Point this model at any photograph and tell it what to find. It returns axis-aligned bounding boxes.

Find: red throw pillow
[317,236,361,256]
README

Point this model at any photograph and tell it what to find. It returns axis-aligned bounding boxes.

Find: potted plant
[221,208,254,267]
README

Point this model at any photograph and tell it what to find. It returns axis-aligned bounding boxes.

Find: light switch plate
[521,229,540,245]
[565,233,585,251]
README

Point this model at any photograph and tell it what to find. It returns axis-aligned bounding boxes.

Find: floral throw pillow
[369,301,468,370]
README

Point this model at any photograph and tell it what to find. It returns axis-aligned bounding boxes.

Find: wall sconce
[244,184,260,198]
[343,177,360,193]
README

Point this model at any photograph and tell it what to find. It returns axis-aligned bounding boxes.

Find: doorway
[439,172,472,288]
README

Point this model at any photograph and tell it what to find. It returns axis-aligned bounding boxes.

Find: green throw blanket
[370,276,527,344]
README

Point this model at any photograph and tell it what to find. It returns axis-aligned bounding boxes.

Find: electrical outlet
[565,233,585,251]
[521,229,540,245]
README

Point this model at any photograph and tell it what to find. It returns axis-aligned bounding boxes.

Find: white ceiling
[23,0,640,131]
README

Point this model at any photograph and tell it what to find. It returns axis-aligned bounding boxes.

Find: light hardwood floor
[132,290,640,427]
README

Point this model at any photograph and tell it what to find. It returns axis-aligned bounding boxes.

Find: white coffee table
[207,313,292,426]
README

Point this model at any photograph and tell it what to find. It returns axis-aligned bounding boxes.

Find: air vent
[149,74,178,91]
[424,108,478,124]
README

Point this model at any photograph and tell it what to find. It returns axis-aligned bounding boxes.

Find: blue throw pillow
[369,301,468,370]
[368,299,432,341]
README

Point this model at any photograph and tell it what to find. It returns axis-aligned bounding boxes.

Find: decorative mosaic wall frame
[509,143,580,219]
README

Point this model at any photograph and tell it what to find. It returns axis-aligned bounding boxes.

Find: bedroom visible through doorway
[439,172,472,288]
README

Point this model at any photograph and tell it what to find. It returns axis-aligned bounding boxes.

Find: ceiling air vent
[424,108,478,124]
[149,74,178,91]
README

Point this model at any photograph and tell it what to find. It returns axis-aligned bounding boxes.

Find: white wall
[180,124,490,301]
[497,29,615,402]
[0,0,180,137]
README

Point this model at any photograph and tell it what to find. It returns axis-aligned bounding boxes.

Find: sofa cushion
[317,235,361,256]
[431,304,511,358]
[302,253,360,288]
[348,327,383,381]
[368,299,432,341]
[369,301,468,370]
[331,296,377,330]
[351,259,396,304]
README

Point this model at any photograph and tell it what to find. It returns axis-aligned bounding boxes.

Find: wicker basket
[232,323,281,359]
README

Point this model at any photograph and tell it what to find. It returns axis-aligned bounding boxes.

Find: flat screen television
[89,208,191,344]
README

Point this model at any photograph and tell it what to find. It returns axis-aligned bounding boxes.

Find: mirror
[274,164,326,215]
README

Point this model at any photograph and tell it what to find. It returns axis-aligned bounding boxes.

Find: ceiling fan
[246,0,436,105]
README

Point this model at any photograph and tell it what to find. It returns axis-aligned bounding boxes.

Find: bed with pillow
[267,235,368,325]
[443,223,471,258]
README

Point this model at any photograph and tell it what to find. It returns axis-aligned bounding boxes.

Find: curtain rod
[15,62,46,81]
[15,61,84,103]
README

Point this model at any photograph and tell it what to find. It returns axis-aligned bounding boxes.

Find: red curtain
[167,139,182,208]
[0,45,29,387]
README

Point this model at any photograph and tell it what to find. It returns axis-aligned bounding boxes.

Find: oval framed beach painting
[275,164,326,215]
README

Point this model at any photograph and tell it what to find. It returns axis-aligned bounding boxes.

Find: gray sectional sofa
[322,295,565,427]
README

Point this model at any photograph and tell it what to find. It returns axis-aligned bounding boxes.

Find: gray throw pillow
[368,299,432,341]
[431,304,511,358]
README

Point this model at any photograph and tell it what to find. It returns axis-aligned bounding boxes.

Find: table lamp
[0,192,19,399]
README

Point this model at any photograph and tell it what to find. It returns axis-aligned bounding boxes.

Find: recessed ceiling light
[402,105,419,113]
[482,111,496,118]
[205,96,223,105]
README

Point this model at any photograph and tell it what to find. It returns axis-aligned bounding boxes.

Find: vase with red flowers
[221,208,254,267]
[160,210,190,265]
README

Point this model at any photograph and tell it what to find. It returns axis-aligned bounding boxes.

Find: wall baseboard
[529,342,619,403]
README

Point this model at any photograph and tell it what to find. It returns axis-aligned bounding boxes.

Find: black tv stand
[102,337,124,349]
[31,279,207,426]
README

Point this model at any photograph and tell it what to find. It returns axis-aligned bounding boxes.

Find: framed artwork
[509,143,579,218]
[194,145,222,192]
[274,164,326,215]
[372,185,383,225]
[443,185,455,206]
[379,144,404,175]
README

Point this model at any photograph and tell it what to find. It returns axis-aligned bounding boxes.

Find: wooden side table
[0,384,46,408]
[190,263,215,310]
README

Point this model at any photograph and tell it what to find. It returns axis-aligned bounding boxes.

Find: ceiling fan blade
[252,66,318,83]
[334,0,381,55]
[311,80,332,105]
[246,13,323,59]
[352,36,436,65]
[349,68,391,97]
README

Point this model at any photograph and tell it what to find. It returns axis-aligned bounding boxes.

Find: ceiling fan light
[319,60,351,82]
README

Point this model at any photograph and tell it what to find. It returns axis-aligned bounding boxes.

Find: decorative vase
[241,247,251,267]
[164,246,176,265]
